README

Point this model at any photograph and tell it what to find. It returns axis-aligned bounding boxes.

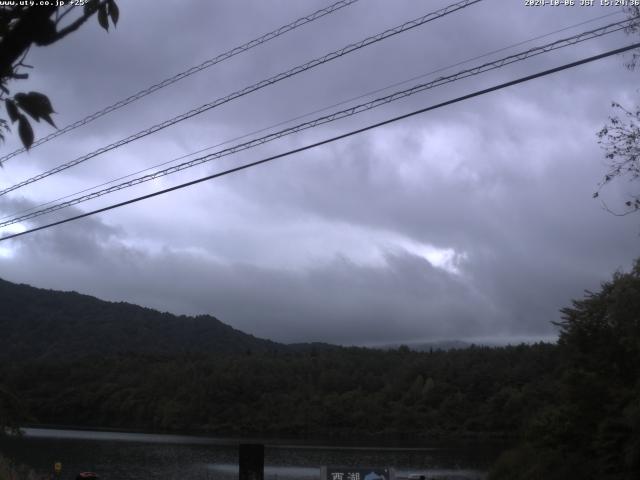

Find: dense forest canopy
[0,278,290,359]
[491,260,640,480]
[1,260,639,480]
[0,343,559,439]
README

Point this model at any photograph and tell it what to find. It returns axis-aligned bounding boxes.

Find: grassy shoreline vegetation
[0,261,638,478]
[0,455,38,480]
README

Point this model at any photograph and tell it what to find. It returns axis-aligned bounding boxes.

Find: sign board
[321,467,393,480]
[54,462,62,474]
[239,444,264,480]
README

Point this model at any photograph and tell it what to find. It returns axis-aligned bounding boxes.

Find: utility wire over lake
[2,41,638,242]
[0,10,624,224]
[0,0,361,166]
[0,17,633,228]
[0,0,482,196]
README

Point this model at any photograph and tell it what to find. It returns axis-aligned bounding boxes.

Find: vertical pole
[239,443,264,480]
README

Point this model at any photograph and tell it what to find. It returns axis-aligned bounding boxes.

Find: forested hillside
[490,261,640,480]
[0,343,558,438]
[1,261,639,479]
[0,344,559,479]
[0,278,286,359]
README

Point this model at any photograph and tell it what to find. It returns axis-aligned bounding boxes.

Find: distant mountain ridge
[0,278,293,360]
[372,340,472,351]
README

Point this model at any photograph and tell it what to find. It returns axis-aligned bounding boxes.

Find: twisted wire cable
[0,0,483,197]
[2,41,639,242]
[0,17,632,229]
[0,10,622,223]
[0,0,360,165]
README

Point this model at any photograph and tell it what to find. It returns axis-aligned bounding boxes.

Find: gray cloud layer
[0,0,639,345]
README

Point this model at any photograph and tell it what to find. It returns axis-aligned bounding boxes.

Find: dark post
[239,443,264,480]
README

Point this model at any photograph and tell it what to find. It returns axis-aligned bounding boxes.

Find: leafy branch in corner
[595,102,640,216]
[0,0,119,151]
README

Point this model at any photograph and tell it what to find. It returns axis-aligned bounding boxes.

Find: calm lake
[0,428,505,480]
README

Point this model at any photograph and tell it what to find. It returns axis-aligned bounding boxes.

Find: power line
[0,9,623,223]
[0,17,633,228]
[2,41,638,243]
[0,0,482,197]
[0,0,360,166]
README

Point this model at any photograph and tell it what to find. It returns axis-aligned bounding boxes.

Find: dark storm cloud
[212,89,640,335]
[1,0,639,345]
[0,196,122,264]
[0,226,501,344]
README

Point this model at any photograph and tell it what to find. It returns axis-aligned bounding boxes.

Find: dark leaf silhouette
[108,0,119,26]
[17,115,33,149]
[5,99,18,123]
[0,1,119,149]
[98,4,109,31]
[84,0,100,16]
[0,119,8,144]
[33,18,57,46]
[14,92,56,127]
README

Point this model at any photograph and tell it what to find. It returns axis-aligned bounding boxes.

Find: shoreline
[15,424,515,449]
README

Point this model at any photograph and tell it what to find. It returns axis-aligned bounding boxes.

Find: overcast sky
[0,0,638,345]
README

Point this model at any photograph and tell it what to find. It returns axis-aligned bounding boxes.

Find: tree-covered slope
[0,344,560,437]
[0,278,284,359]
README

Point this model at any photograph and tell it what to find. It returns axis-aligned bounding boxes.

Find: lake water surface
[0,428,504,480]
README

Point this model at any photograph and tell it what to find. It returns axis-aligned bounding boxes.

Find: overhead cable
[0,0,482,197]
[2,41,638,242]
[0,17,633,228]
[0,9,623,223]
[0,0,360,165]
